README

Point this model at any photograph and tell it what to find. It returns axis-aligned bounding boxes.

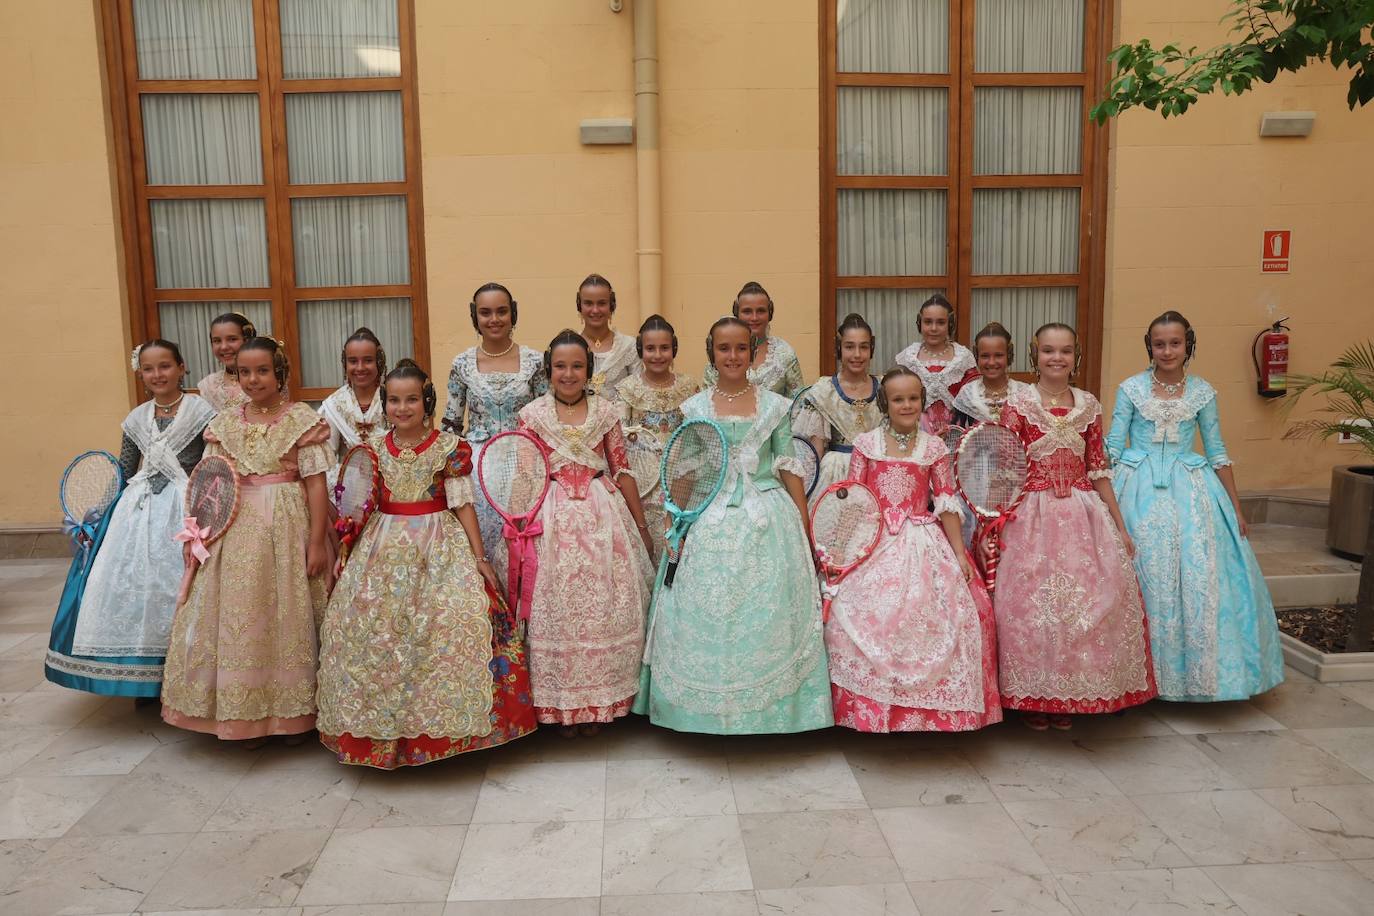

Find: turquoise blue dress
[1106,372,1284,702]
[634,390,834,734]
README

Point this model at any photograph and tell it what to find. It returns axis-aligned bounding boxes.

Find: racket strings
[812,488,881,567]
[64,459,120,519]
[337,452,377,521]
[663,431,725,513]
[482,438,546,517]
[186,458,238,536]
[956,426,1028,513]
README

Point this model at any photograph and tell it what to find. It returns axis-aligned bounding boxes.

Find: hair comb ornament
[130,347,142,372]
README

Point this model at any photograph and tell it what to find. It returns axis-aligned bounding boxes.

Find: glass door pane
[133,0,256,79]
[837,0,950,73]
[838,189,947,276]
[296,297,413,387]
[837,288,945,370]
[158,300,273,382]
[838,87,948,176]
[972,188,1079,275]
[151,199,270,288]
[973,87,1082,175]
[279,0,401,79]
[291,196,410,287]
[141,94,264,185]
[974,0,1085,72]
[285,92,405,184]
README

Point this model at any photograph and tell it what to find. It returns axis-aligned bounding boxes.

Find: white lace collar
[1121,372,1216,444]
[320,384,386,449]
[852,427,942,465]
[894,341,975,408]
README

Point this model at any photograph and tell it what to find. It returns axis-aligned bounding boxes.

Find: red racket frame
[953,421,1030,590]
[808,479,882,623]
[477,429,553,620]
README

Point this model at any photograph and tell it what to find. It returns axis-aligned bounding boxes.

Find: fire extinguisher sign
[1262,230,1291,273]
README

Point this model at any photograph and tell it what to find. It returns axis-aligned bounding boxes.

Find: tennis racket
[788,385,813,425]
[810,480,882,623]
[59,450,122,570]
[942,423,967,455]
[954,421,1029,589]
[333,443,380,575]
[790,435,822,497]
[660,418,728,588]
[477,429,552,620]
[174,454,241,605]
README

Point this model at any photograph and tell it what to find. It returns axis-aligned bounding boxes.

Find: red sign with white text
[1262,230,1291,273]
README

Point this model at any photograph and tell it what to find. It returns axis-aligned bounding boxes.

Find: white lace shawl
[122,395,217,485]
[319,384,386,454]
[952,378,1033,424]
[893,341,976,409]
[590,333,640,398]
[1005,384,1110,479]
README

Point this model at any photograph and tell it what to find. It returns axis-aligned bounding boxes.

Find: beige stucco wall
[1102,0,1374,490]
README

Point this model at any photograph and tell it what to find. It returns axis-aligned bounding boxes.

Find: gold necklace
[249,397,286,416]
[1036,382,1072,408]
[585,327,613,348]
[392,430,428,462]
[480,339,516,358]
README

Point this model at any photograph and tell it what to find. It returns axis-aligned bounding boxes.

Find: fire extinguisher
[1252,318,1290,399]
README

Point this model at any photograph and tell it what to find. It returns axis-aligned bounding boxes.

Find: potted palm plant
[1285,341,1374,651]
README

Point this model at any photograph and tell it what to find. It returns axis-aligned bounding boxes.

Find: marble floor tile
[1330,681,1374,711]
[601,892,759,916]
[1057,867,1240,915]
[295,825,467,906]
[0,773,119,839]
[492,726,611,764]
[445,899,601,916]
[0,837,54,892]
[1075,735,1243,795]
[1132,789,1334,866]
[1149,700,1285,734]
[601,717,730,761]
[0,724,66,777]
[963,732,1123,802]
[142,827,332,910]
[604,756,736,819]
[337,760,486,829]
[1348,857,1374,881]
[144,910,303,916]
[842,747,993,808]
[0,633,48,659]
[301,906,444,916]
[0,832,185,916]
[1249,678,1374,729]
[0,688,108,728]
[450,820,603,901]
[470,759,606,823]
[1203,860,1374,916]
[1003,796,1191,873]
[1193,730,1370,788]
[601,814,752,895]
[728,751,867,814]
[0,659,42,693]
[739,809,901,889]
[204,753,362,832]
[1255,784,1374,859]
[755,883,918,915]
[874,802,1048,882]
[904,875,1077,916]
[1042,706,1175,740]
[1295,726,1374,780]
[17,722,166,776]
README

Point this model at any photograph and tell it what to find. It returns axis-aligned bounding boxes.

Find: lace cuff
[1087,468,1114,481]
[933,493,964,516]
[297,442,334,479]
[1209,453,1233,469]
[445,474,475,509]
[773,455,806,478]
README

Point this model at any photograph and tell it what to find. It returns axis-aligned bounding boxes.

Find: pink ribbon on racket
[503,518,544,621]
[174,516,212,564]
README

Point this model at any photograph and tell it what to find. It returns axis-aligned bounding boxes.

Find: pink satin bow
[174,516,211,564]
[503,518,544,621]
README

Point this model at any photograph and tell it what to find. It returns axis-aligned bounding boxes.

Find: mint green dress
[634,389,834,734]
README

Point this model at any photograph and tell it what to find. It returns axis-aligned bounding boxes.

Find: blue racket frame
[59,449,123,571]
[658,417,729,588]
[790,435,821,497]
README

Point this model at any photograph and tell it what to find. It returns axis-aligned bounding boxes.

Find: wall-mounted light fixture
[1259,111,1316,137]
[580,117,634,145]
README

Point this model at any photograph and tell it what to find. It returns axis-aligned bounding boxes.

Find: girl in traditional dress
[953,322,1033,424]
[576,274,639,398]
[793,312,882,505]
[161,338,334,744]
[1107,311,1284,702]
[518,330,655,734]
[614,314,699,561]
[46,340,215,698]
[635,317,833,735]
[989,323,1156,730]
[319,327,388,490]
[317,360,536,768]
[894,294,977,436]
[196,312,256,411]
[825,367,1002,732]
[703,281,806,398]
[443,282,547,592]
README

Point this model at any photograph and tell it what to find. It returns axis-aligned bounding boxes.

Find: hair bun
[393,357,422,371]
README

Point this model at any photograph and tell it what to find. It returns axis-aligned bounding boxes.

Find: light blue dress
[1106,372,1284,702]
[634,390,834,734]
[441,346,547,591]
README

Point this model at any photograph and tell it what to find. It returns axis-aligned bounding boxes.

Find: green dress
[634,389,834,734]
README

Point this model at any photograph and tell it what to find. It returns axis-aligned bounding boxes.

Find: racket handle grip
[176,558,195,607]
[984,532,1001,590]
[664,559,680,588]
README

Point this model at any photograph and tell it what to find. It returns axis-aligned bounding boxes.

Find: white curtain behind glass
[159,300,273,384]
[280,0,400,79]
[151,199,270,289]
[837,0,949,73]
[141,94,263,185]
[286,92,404,184]
[970,288,1077,373]
[974,88,1081,175]
[292,196,409,287]
[972,189,1080,275]
[133,0,256,79]
[297,298,413,388]
[839,88,947,176]
[838,288,944,373]
[839,190,946,276]
[975,0,1084,72]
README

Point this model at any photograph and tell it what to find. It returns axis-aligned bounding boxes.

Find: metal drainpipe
[630,0,661,321]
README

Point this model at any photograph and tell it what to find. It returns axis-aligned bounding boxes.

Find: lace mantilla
[894,341,976,409]
[590,333,639,398]
[615,372,700,448]
[794,375,882,448]
[1005,384,1100,465]
[123,396,217,485]
[320,385,387,453]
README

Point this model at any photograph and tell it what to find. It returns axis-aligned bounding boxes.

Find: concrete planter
[1327,465,1373,559]
[1280,632,1374,682]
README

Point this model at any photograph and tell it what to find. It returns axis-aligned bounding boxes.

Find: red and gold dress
[317,429,535,768]
[993,386,1157,714]
[826,429,1002,732]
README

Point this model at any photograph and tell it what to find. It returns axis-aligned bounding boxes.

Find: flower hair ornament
[130,346,142,372]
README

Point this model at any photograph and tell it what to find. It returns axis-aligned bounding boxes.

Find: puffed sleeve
[930,443,963,517]
[295,421,335,480]
[771,411,806,478]
[782,353,805,400]
[790,399,828,442]
[202,426,224,459]
[441,357,467,436]
[1105,384,1133,463]
[602,417,635,481]
[1198,394,1233,469]
[443,439,476,508]
[1085,414,1113,480]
